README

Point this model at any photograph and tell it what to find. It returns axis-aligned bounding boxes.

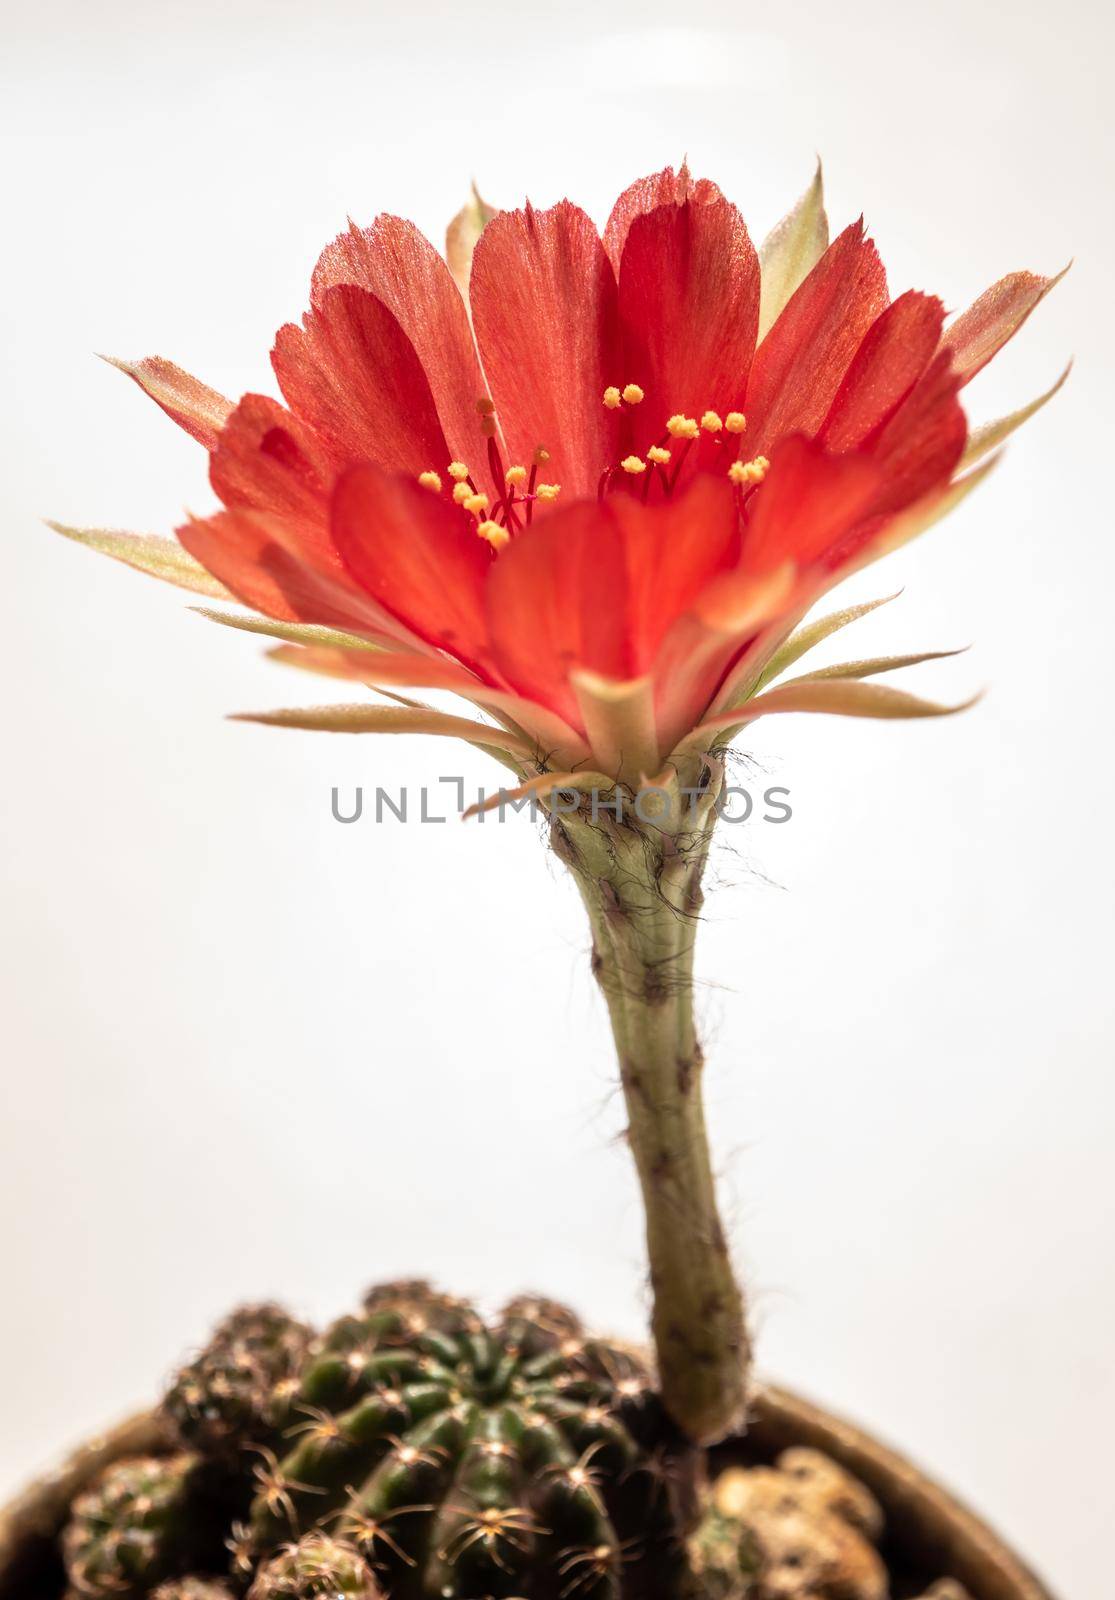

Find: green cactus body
[164,1304,313,1458]
[245,1287,690,1600]
[58,1285,694,1600]
[63,1455,201,1598]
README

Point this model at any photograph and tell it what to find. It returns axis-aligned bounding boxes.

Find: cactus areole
[52,159,1062,1453]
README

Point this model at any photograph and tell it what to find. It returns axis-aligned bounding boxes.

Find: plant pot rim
[0,1382,1057,1600]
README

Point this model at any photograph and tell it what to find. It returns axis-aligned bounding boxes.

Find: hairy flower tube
[55,162,1064,1446]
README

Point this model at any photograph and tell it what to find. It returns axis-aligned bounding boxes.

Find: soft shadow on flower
[56,164,1067,801]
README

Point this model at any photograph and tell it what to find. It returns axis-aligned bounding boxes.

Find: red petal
[486,478,739,725]
[105,355,233,450]
[941,269,1064,384]
[863,350,966,517]
[310,216,489,482]
[819,291,945,452]
[617,194,760,452]
[738,434,884,576]
[744,221,888,457]
[272,285,450,479]
[747,360,967,591]
[608,476,741,660]
[624,479,748,746]
[210,394,336,561]
[486,501,630,725]
[602,164,724,274]
[330,464,492,672]
[470,201,622,499]
[179,509,394,635]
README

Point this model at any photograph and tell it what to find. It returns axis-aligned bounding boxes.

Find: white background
[1,2,1111,1596]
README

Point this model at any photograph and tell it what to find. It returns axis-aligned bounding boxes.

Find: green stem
[551,775,749,1445]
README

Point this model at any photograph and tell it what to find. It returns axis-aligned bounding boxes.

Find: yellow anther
[477,520,509,549]
[622,383,645,405]
[666,414,699,439]
[602,386,622,409]
[729,455,769,487]
[647,445,671,465]
[536,483,562,501]
[505,465,528,487]
[417,470,443,493]
[476,396,496,416]
[533,446,551,466]
[463,492,490,514]
[447,461,470,482]
[452,481,473,504]
[725,411,747,434]
[620,455,646,475]
[701,410,723,434]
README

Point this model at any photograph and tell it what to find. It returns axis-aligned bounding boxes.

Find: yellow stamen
[622,383,645,405]
[477,520,509,549]
[536,483,561,501]
[417,470,442,493]
[725,411,747,433]
[701,409,723,434]
[464,492,490,514]
[602,386,622,410]
[505,465,528,487]
[620,455,646,475]
[533,446,551,466]
[452,481,473,504]
[647,445,671,465]
[666,414,699,439]
[728,455,769,487]
[447,461,470,482]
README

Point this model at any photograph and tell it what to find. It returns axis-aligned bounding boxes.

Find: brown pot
[0,1385,1056,1600]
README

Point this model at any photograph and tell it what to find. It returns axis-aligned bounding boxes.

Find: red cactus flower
[58,164,1065,797]
[53,163,1069,1445]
